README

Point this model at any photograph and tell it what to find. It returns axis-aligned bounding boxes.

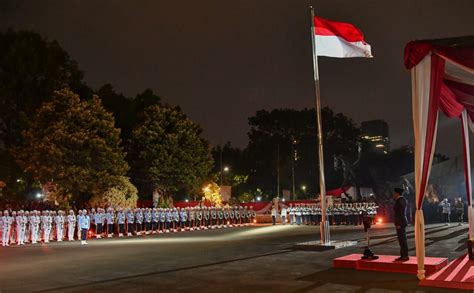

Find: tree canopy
[129,104,213,197]
[244,108,360,198]
[14,89,131,205]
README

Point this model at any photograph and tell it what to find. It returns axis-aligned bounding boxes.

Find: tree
[14,89,130,205]
[0,30,92,199]
[129,105,213,198]
[97,85,161,141]
[89,176,138,208]
[202,181,223,206]
[245,108,360,198]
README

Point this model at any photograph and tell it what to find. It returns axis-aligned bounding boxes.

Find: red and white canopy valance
[404,36,474,280]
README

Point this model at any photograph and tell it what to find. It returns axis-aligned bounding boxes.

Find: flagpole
[309,6,330,245]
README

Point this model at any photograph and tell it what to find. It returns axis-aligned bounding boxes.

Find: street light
[256,196,262,202]
[36,192,43,199]
[301,185,307,191]
[223,166,230,172]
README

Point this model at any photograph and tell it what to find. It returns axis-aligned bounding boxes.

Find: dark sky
[1,0,473,156]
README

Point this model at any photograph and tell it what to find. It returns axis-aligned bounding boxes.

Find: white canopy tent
[404,36,474,280]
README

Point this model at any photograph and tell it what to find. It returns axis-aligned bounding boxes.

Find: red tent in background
[404,36,474,280]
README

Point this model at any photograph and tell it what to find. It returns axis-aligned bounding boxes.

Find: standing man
[67,210,76,241]
[16,210,26,245]
[117,208,126,237]
[393,188,409,261]
[280,206,287,225]
[2,210,13,246]
[271,207,277,225]
[439,199,451,226]
[454,198,465,225]
[79,209,90,245]
[126,208,134,236]
[55,211,64,241]
[106,208,115,238]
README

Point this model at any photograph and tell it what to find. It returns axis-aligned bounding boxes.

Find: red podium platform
[420,254,474,291]
[333,254,448,275]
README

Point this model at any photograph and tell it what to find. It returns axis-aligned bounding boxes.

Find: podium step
[333,254,448,275]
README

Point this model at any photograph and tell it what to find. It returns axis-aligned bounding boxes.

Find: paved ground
[0,223,469,292]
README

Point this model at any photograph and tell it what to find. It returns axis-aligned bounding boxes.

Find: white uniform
[16,214,26,245]
[67,214,76,241]
[1,214,13,246]
[55,214,64,241]
[42,214,52,243]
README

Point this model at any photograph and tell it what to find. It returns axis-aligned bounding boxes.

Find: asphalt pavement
[0,223,469,292]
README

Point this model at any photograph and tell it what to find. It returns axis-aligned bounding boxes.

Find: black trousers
[396,226,408,258]
[127,223,134,233]
[119,224,125,234]
[96,223,103,234]
[108,224,114,235]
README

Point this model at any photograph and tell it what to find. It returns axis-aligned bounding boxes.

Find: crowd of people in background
[0,206,257,247]
[271,202,378,226]
[438,197,465,226]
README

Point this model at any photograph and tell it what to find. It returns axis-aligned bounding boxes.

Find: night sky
[1,0,473,156]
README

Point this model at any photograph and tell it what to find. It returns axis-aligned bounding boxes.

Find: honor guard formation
[0,206,257,247]
[284,202,378,226]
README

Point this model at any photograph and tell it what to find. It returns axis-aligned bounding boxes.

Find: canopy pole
[462,110,473,239]
[309,6,330,245]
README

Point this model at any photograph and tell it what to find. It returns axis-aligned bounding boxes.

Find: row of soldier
[281,202,378,226]
[1,206,257,247]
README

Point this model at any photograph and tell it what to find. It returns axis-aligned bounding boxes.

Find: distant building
[361,120,390,154]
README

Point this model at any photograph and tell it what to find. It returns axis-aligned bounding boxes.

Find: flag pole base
[293,240,357,251]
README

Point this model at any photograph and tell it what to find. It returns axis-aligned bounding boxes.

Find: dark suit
[394,196,408,258]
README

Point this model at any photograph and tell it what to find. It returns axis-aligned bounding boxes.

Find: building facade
[361,120,390,154]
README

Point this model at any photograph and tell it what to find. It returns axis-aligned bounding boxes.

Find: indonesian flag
[314,16,372,58]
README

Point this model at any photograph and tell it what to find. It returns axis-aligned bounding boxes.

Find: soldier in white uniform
[55,210,65,241]
[95,208,104,239]
[117,208,126,237]
[106,208,115,238]
[151,208,158,234]
[217,208,224,228]
[280,206,287,225]
[76,210,83,240]
[42,211,52,243]
[22,211,29,244]
[126,209,134,236]
[189,207,196,231]
[2,210,13,246]
[145,208,152,234]
[159,208,166,233]
[288,204,294,225]
[16,210,25,245]
[67,210,76,241]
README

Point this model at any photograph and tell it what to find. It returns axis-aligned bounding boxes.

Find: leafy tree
[0,30,92,199]
[89,176,138,208]
[0,30,91,147]
[129,105,213,198]
[245,108,360,198]
[202,181,223,206]
[14,89,130,205]
[97,85,161,141]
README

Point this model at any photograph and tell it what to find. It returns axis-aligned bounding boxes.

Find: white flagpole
[309,6,330,245]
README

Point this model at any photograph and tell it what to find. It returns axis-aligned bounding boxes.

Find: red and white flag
[314,16,372,58]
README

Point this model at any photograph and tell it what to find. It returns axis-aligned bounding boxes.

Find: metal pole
[310,6,330,245]
[220,146,223,186]
[277,143,280,198]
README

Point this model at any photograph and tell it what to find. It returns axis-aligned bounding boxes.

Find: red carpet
[420,254,474,291]
[334,254,448,275]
